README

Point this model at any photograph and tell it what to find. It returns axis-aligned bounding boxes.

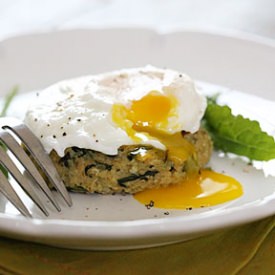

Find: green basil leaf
[203,98,275,161]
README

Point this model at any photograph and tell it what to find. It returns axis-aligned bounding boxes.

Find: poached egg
[24,65,243,210]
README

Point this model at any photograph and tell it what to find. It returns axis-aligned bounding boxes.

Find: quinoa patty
[48,129,212,194]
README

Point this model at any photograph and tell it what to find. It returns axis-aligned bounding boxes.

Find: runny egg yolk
[112,91,194,162]
[112,91,243,209]
[134,170,243,209]
[127,91,172,127]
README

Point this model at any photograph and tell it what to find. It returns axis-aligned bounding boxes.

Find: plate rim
[1,26,275,48]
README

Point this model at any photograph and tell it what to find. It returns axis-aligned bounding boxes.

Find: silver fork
[0,117,72,217]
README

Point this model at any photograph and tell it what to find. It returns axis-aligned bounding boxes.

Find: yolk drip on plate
[113,91,243,209]
[134,169,243,209]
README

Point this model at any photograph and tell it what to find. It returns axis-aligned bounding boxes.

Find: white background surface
[1,0,275,40]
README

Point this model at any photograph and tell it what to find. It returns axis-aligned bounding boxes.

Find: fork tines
[0,117,72,217]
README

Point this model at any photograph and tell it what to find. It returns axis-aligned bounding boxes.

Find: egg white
[24,65,206,157]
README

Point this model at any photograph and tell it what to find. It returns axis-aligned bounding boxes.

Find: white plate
[0,29,275,250]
